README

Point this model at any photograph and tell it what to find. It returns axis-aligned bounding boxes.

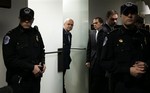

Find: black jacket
[2,25,45,84]
[86,30,97,68]
[63,29,72,69]
[101,26,150,93]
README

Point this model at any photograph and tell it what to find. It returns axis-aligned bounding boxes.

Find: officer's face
[64,19,74,32]
[92,19,103,30]
[121,13,136,27]
[107,14,118,27]
[20,18,34,29]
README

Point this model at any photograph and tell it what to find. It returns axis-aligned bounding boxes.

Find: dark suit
[63,29,72,69]
[86,29,108,93]
[86,30,97,93]
[63,29,72,93]
[86,30,97,68]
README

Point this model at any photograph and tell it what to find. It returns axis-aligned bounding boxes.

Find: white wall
[0,0,27,87]
[63,0,89,93]
[28,0,63,93]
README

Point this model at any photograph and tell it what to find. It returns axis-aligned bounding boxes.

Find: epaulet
[33,25,40,32]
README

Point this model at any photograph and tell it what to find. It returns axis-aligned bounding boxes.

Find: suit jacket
[86,30,97,69]
[96,23,113,64]
[63,29,72,69]
[102,23,112,34]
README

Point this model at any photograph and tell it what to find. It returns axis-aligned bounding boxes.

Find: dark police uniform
[90,28,109,93]
[101,26,150,93]
[2,25,45,93]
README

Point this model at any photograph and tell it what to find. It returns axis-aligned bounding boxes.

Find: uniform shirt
[2,25,45,84]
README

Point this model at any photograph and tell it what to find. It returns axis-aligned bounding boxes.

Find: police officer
[101,2,150,93]
[2,7,46,93]
[96,10,118,93]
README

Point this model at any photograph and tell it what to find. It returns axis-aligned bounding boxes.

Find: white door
[28,0,63,93]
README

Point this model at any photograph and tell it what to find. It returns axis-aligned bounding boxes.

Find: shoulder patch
[4,35,10,45]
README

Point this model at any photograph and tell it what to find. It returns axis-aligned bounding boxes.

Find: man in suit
[86,17,108,93]
[103,10,118,34]
[63,18,74,93]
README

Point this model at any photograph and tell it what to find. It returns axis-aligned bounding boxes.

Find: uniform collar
[121,25,138,35]
[18,24,32,33]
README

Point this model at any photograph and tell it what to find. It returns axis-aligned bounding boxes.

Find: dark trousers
[0,86,13,93]
[10,76,41,93]
[90,62,109,93]
[115,81,150,93]
[63,69,67,93]
[90,75,109,93]
[88,69,92,93]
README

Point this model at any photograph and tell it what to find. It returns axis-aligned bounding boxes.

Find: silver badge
[103,36,108,46]
[24,8,31,14]
[36,36,39,42]
[4,36,10,45]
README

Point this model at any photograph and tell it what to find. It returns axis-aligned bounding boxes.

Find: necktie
[95,30,99,42]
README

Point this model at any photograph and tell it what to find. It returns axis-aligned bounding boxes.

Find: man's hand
[134,61,148,71]
[130,66,145,77]
[32,65,41,76]
[130,61,147,77]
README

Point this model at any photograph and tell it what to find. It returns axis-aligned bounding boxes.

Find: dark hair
[106,10,118,19]
[94,17,103,23]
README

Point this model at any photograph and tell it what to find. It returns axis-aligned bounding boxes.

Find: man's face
[20,19,34,29]
[64,20,74,32]
[121,13,136,27]
[92,19,103,30]
[107,14,118,27]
